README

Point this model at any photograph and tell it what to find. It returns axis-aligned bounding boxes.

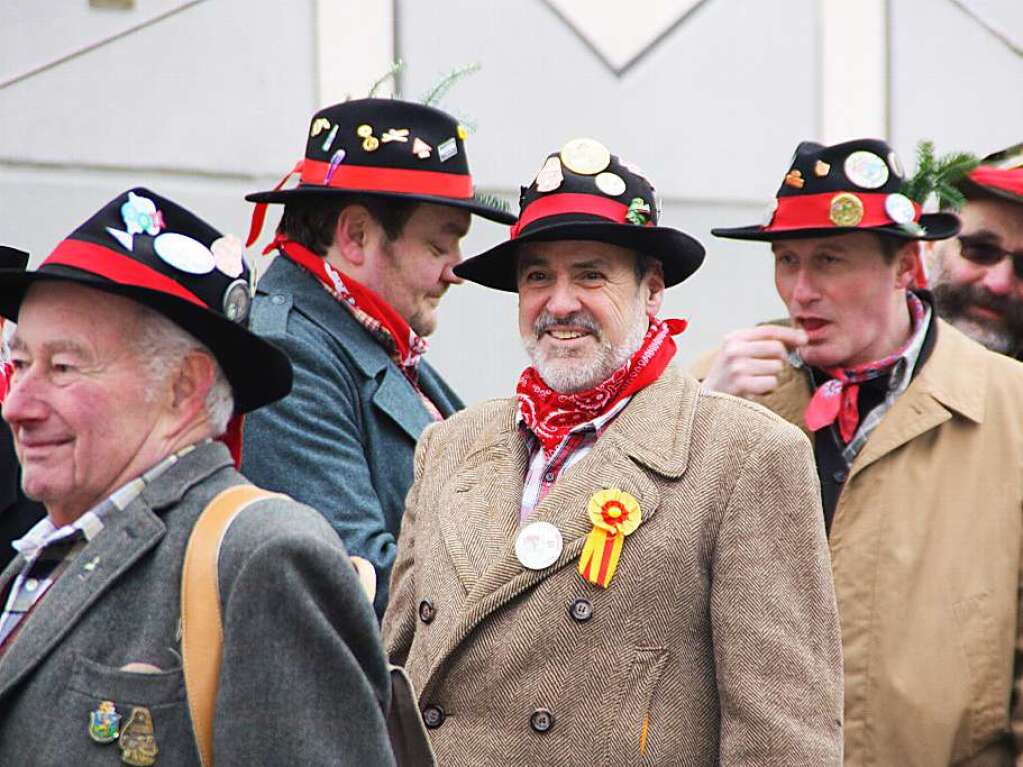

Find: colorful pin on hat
[0,188,292,414]
[244,98,515,248]
[456,138,705,292]
[578,488,642,588]
[712,138,961,242]
[88,700,121,744]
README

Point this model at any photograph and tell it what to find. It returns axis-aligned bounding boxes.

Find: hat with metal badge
[245,98,516,246]
[712,138,961,242]
[0,188,292,413]
[455,138,705,292]
[958,142,1023,207]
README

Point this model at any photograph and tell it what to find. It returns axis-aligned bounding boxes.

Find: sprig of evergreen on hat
[903,141,979,212]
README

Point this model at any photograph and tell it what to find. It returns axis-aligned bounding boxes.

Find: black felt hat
[455,138,705,292]
[245,98,515,245]
[0,247,29,270]
[959,142,1023,206]
[713,138,961,242]
[0,188,292,413]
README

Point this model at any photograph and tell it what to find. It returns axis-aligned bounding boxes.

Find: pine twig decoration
[368,60,404,98]
[903,140,979,211]
[472,191,512,214]
[421,62,481,107]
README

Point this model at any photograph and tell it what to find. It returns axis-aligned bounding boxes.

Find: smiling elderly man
[0,190,396,765]
[382,139,844,765]
[697,138,1023,765]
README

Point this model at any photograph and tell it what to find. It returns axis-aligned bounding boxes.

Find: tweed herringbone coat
[691,319,1023,766]
[382,367,844,766]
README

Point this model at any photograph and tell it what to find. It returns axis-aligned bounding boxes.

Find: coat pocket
[68,652,186,705]
[603,647,670,767]
[951,592,1006,758]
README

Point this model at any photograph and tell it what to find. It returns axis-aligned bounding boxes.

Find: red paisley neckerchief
[517,317,687,456]
[272,237,442,421]
[804,292,926,443]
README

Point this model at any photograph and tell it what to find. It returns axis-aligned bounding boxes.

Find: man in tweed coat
[0,190,395,765]
[382,140,844,765]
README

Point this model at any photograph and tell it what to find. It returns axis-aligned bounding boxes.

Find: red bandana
[273,237,441,421]
[517,317,687,456]
[804,293,926,443]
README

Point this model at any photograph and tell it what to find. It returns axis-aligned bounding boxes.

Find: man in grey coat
[242,97,515,617]
[0,189,395,765]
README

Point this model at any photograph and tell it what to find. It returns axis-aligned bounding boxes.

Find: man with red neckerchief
[241,98,515,618]
[928,142,1023,358]
[696,137,1023,765]
[382,138,843,765]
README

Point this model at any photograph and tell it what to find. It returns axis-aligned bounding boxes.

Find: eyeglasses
[958,234,1023,279]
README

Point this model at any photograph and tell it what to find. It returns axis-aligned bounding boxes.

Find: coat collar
[261,255,458,434]
[424,366,700,691]
[0,441,231,699]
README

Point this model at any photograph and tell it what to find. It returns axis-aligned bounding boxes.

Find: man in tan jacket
[699,137,1023,765]
[382,139,844,765]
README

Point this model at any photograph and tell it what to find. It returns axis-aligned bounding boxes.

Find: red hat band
[44,240,207,308]
[764,192,922,233]
[968,166,1023,199]
[510,193,653,238]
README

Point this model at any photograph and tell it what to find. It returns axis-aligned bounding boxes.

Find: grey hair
[132,307,235,436]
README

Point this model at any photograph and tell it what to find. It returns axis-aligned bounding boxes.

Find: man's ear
[334,205,372,267]
[894,241,920,290]
[644,260,666,316]
[171,350,216,421]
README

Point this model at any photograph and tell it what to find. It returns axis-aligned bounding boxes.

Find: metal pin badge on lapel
[119,706,159,766]
[88,700,121,744]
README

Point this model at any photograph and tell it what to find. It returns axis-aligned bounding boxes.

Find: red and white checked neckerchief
[804,292,927,443]
[273,237,442,421]
[517,317,686,457]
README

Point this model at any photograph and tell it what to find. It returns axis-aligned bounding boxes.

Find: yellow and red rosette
[578,489,642,588]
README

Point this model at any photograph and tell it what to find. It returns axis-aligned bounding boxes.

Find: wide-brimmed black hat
[455,138,705,291]
[0,246,29,270]
[958,142,1023,206]
[245,98,515,245]
[713,138,961,242]
[0,188,292,413]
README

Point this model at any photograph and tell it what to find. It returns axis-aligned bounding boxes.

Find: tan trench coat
[691,319,1023,766]
[382,367,843,766]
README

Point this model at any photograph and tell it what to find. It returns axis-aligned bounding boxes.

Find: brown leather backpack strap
[181,484,281,767]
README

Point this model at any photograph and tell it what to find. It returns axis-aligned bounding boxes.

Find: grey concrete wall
[1,0,1020,406]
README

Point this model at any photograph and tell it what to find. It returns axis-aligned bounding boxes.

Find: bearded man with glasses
[928,143,1023,357]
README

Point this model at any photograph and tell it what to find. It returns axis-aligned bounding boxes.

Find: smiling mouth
[545,329,591,341]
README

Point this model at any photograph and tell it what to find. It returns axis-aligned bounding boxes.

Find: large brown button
[530,708,554,733]
[569,598,593,622]
[418,599,436,624]
[422,704,445,729]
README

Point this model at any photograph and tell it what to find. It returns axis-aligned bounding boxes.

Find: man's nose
[981,258,1016,297]
[544,278,583,316]
[441,246,465,285]
[2,369,47,427]
[790,267,819,304]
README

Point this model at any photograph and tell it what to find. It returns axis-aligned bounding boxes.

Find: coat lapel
[0,502,165,700]
[0,442,233,702]
[425,368,699,689]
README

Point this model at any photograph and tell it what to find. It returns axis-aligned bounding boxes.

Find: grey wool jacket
[0,441,396,766]
[242,254,462,618]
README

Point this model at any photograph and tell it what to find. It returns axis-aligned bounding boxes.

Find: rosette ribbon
[578,489,642,588]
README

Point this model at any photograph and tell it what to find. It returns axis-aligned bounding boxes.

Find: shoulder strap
[181,484,281,767]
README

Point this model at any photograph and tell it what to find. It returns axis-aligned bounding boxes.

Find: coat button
[569,598,593,622]
[530,708,554,733]
[270,294,285,305]
[832,469,847,484]
[418,599,436,624]
[422,704,445,729]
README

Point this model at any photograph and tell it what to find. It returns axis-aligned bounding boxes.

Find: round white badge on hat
[760,197,779,227]
[844,151,890,189]
[153,233,215,275]
[560,138,611,176]
[885,193,916,224]
[888,150,905,179]
[515,521,563,570]
[595,172,626,197]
